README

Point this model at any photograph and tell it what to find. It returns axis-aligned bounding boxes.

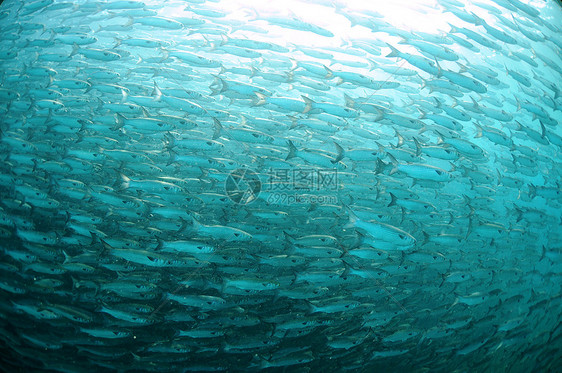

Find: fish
[0,0,561,371]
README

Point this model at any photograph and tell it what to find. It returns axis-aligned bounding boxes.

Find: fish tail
[343,93,355,108]
[70,42,79,57]
[374,158,387,175]
[342,203,358,229]
[301,95,313,114]
[252,92,267,107]
[528,184,536,199]
[120,89,128,104]
[413,137,422,156]
[285,140,298,160]
[422,231,430,246]
[388,192,397,207]
[387,153,398,175]
[178,217,189,234]
[323,65,333,79]
[212,118,223,140]
[434,58,443,77]
[118,173,130,191]
[152,81,162,100]
[166,150,176,166]
[190,215,202,233]
[474,123,482,138]
[304,299,316,314]
[332,141,345,164]
[385,43,400,58]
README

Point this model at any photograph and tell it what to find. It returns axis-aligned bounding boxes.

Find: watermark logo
[265,168,338,192]
[264,167,339,205]
[225,168,261,205]
[264,193,339,205]
[225,167,339,205]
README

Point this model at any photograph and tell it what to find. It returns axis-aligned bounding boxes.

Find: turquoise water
[0,0,561,371]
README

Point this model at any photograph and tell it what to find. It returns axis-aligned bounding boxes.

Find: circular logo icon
[225,168,261,205]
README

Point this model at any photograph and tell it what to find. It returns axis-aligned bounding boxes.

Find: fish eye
[399,234,405,239]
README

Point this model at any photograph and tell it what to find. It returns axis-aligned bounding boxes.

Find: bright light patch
[217,0,448,32]
[183,0,457,50]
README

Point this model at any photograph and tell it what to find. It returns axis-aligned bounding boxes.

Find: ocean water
[0,0,561,371]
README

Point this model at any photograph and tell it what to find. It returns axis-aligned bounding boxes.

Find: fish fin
[152,82,162,100]
[70,43,79,57]
[285,140,298,160]
[374,158,387,175]
[470,96,479,110]
[343,93,355,108]
[212,118,223,140]
[118,173,130,191]
[539,245,547,262]
[422,231,429,246]
[439,273,446,288]
[341,260,352,277]
[332,141,345,164]
[155,238,163,251]
[177,217,189,234]
[474,122,482,138]
[395,130,404,147]
[528,184,536,199]
[387,153,398,175]
[434,58,442,78]
[301,95,313,114]
[342,203,358,229]
[465,216,474,239]
[413,137,422,156]
[62,250,71,264]
[304,299,316,314]
[385,43,400,58]
[190,215,201,233]
[218,77,229,94]
[435,130,445,145]
[288,58,297,71]
[124,16,134,27]
[115,113,126,129]
[252,92,267,107]
[388,192,398,208]
[287,115,299,130]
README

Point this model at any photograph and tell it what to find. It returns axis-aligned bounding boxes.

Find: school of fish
[0,0,561,371]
